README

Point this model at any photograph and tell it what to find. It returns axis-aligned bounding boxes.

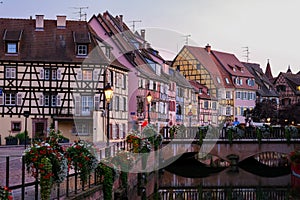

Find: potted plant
[290,150,300,176]
[5,135,18,145]
[16,131,30,145]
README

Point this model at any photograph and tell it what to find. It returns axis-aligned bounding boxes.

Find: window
[40,94,60,107]
[44,95,50,106]
[212,102,217,110]
[6,42,17,53]
[5,67,16,79]
[226,107,231,116]
[52,70,57,80]
[236,91,241,99]
[11,121,21,132]
[115,96,120,111]
[226,91,231,99]
[225,78,230,84]
[123,97,127,111]
[217,77,221,83]
[204,101,209,109]
[44,69,50,80]
[74,121,92,136]
[81,96,93,115]
[82,70,92,80]
[77,44,88,56]
[176,104,182,115]
[5,93,16,105]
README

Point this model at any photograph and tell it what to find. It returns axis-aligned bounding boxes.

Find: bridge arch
[160,140,298,165]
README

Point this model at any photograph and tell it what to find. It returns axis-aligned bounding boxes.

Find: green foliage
[0,186,12,200]
[15,131,29,140]
[40,157,52,200]
[66,140,98,183]
[97,161,117,200]
[256,128,262,144]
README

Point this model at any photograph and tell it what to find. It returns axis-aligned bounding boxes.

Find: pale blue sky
[1,0,300,76]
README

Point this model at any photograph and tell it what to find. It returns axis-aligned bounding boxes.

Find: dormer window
[225,78,230,84]
[77,44,88,56]
[7,42,18,53]
[3,29,23,54]
[73,32,91,57]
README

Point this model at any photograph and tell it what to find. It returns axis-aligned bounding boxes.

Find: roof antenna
[183,35,191,45]
[128,20,142,32]
[71,6,88,21]
[242,46,250,62]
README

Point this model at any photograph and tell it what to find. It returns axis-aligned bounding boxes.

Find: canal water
[141,152,299,200]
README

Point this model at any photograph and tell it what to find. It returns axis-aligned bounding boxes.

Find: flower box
[5,137,18,145]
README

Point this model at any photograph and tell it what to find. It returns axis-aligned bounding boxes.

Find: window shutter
[57,95,61,106]
[39,95,44,106]
[110,71,114,86]
[57,69,62,80]
[11,68,16,78]
[119,97,123,111]
[149,81,153,90]
[94,96,100,110]
[123,97,127,111]
[75,96,81,116]
[123,75,126,88]
[40,69,44,79]
[0,95,3,105]
[93,70,98,81]
[77,70,82,80]
[17,93,22,106]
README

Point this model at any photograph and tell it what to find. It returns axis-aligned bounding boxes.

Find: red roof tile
[0,17,108,64]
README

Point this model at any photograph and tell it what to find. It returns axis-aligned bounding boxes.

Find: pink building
[211,49,257,123]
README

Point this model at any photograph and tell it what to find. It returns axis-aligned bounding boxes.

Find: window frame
[77,44,88,56]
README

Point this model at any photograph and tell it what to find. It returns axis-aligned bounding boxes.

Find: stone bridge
[159,139,299,165]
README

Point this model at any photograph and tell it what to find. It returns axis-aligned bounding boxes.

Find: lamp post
[104,83,114,150]
[23,111,30,149]
[146,92,152,123]
[188,103,192,127]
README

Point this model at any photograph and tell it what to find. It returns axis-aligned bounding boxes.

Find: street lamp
[188,103,192,127]
[23,111,30,149]
[146,92,152,123]
[104,83,114,149]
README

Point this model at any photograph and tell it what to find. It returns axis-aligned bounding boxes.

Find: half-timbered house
[0,15,129,144]
[89,11,169,133]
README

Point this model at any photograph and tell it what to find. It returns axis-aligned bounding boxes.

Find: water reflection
[146,154,295,200]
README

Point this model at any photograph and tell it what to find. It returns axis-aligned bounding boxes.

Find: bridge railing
[1,141,127,200]
[157,186,290,200]
[161,125,300,141]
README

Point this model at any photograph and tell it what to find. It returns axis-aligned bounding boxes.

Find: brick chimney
[119,15,123,31]
[205,44,211,54]
[141,29,145,40]
[35,15,44,31]
[57,15,66,29]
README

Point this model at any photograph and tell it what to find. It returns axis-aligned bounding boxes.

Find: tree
[279,102,300,125]
[251,99,277,123]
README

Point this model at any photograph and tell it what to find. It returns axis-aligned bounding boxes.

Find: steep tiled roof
[212,50,253,78]
[189,80,211,99]
[265,61,274,80]
[243,62,278,97]
[95,11,165,83]
[0,17,108,64]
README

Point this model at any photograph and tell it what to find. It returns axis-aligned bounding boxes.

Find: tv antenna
[128,20,141,32]
[183,35,191,45]
[71,6,88,21]
[242,46,250,62]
